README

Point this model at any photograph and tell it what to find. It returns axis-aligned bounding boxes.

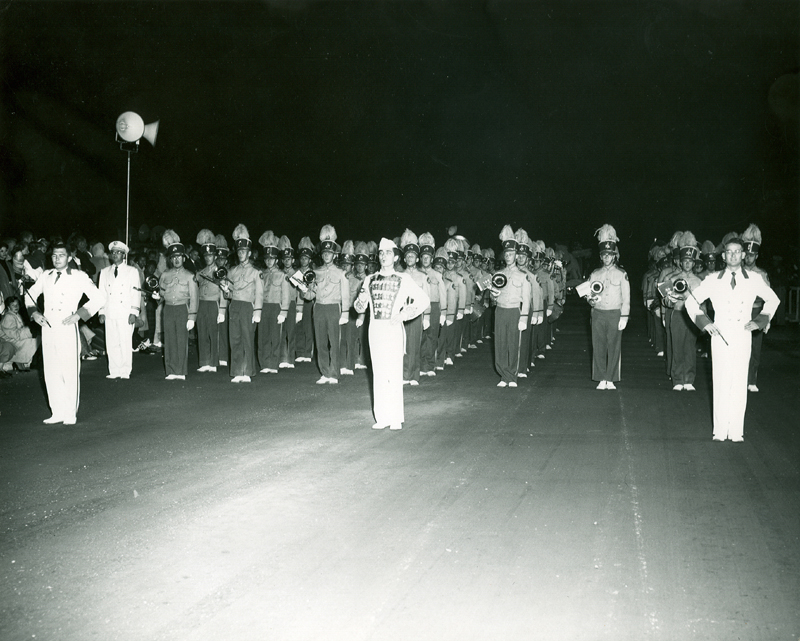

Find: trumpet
[288,269,316,294]
[476,272,508,294]
[590,281,604,295]
[135,275,160,298]
[673,278,688,294]
[213,266,228,281]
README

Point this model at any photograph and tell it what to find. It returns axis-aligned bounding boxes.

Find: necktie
[55,271,62,283]
[114,265,118,278]
[730,272,736,290]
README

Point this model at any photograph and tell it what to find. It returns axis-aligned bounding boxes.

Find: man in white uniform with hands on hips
[685,235,779,442]
[27,241,105,425]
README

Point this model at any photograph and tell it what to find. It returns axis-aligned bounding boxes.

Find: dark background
[1,1,797,273]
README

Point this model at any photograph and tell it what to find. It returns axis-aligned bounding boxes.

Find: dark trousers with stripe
[229,300,257,377]
[669,308,698,385]
[494,306,520,383]
[420,302,440,373]
[591,308,621,382]
[197,300,219,368]
[164,303,189,376]
[280,300,297,365]
[313,303,341,379]
[258,302,283,371]
[403,315,423,382]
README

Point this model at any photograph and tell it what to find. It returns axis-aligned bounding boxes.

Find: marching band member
[194,230,224,373]
[214,234,232,367]
[278,235,299,369]
[400,229,430,386]
[664,232,703,391]
[453,236,474,356]
[441,237,465,366]
[432,247,457,371]
[685,235,779,441]
[658,231,683,378]
[303,224,349,384]
[339,240,360,376]
[585,224,630,390]
[158,231,199,381]
[258,230,291,374]
[97,240,141,380]
[530,240,553,361]
[741,224,769,392]
[27,241,105,424]
[228,224,262,383]
[419,232,447,377]
[353,241,371,370]
[492,225,531,388]
[354,237,430,430]
[294,236,315,364]
[514,229,535,378]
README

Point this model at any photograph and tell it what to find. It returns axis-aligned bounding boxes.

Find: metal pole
[125,150,132,249]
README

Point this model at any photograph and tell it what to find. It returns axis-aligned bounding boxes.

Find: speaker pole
[125,148,132,248]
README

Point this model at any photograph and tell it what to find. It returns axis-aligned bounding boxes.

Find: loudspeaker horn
[142,120,159,147]
[116,111,159,146]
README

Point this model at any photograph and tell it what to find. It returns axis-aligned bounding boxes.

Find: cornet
[135,275,160,298]
[476,272,508,294]
[672,278,688,294]
[590,281,604,295]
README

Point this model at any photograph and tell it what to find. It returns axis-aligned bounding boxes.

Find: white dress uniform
[27,268,105,422]
[98,262,142,378]
[355,269,430,429]
[685,267,779,441]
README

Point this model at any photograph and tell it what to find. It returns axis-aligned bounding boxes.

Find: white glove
[98,314,106,324]
[186,320,195,331]
[217,312,225,324]
[618,317,628,331]
[339,313,349,325]
[465,306,473,315]
[252,312,260,324]
[277,312,286,324]
[518,319,527,332]
[456,311,464,321]
[535,315,543,326]
[423,317,430,330]
[355,316,364,328]
[295,312,303,323]
[546,308,553,317]
[151,291,160,301]
[439,314,446,327]
[446,319,453,326]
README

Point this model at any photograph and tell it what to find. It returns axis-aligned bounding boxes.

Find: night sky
[1,1,797,273]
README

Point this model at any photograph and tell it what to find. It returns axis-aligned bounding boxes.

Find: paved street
[1,299,798,641]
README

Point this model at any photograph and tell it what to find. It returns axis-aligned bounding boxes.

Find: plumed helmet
[419,232,435,255]
[298,236,315,257]
[196,229,216,256]
[741,223,762,253]
[596,224,619,255]
[400,229,420,255]
[233,224,252,251]
[162,229,186,258]
[319,224,339,253]
[499,225,517,251]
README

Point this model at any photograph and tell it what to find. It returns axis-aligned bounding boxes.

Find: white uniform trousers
[369,319,405,427]
[42,323,81,421]
[710,324,751,441]
[106,315,134,377]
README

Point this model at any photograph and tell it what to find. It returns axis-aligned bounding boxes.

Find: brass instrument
[590,281,604,295]
[673,278,688,294]
[491,272,508,289]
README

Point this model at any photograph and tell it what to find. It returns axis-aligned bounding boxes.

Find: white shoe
[684,384,696,391]
[403,380,410,385]
[460,348,468,353]
[231,376,242,383]
[657,351,664,357]
[340,368,347,376]
[327,378,338,384]
[748,384,759,392]
[120,375,130,380]
[354,363,367,370]
[389,424,402,430]
[672,384,684,391]
[316,376,330,384]
[536,354,545,360]
[426,371,436,377]
[295,356,305,362]
[207,367,216,373]
[219,360,227,366]
[43,416,63,424]
[240,375,251,383]
[260,368,278,374]
[62,417,76,425]
[106,374,119,379]
[165,374,177,380]
[606,381,616,390]
[596,381,608,390]
[410,380,419,386]
[372,423,387,430]
[476,339,483,344]
[497,381,508,388]
[197,366,210,372]
[508,381,518,388]
[468,344,477,349]
[444,358,454,365]
[175,375,185,380]
[545,345,552,350]
[518,372,527,378]
[435,366,444,371]
[279,362,290,369]
[455,353,463,358]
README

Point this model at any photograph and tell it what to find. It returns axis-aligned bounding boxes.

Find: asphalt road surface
[1,297,798,641]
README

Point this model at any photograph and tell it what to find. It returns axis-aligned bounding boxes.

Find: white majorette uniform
[685,261,779,441]
[27,261,105,423]
[354,238,430,430]
[98,241,142,379]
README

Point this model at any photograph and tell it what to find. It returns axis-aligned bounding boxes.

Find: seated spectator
[0,295,39,372]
